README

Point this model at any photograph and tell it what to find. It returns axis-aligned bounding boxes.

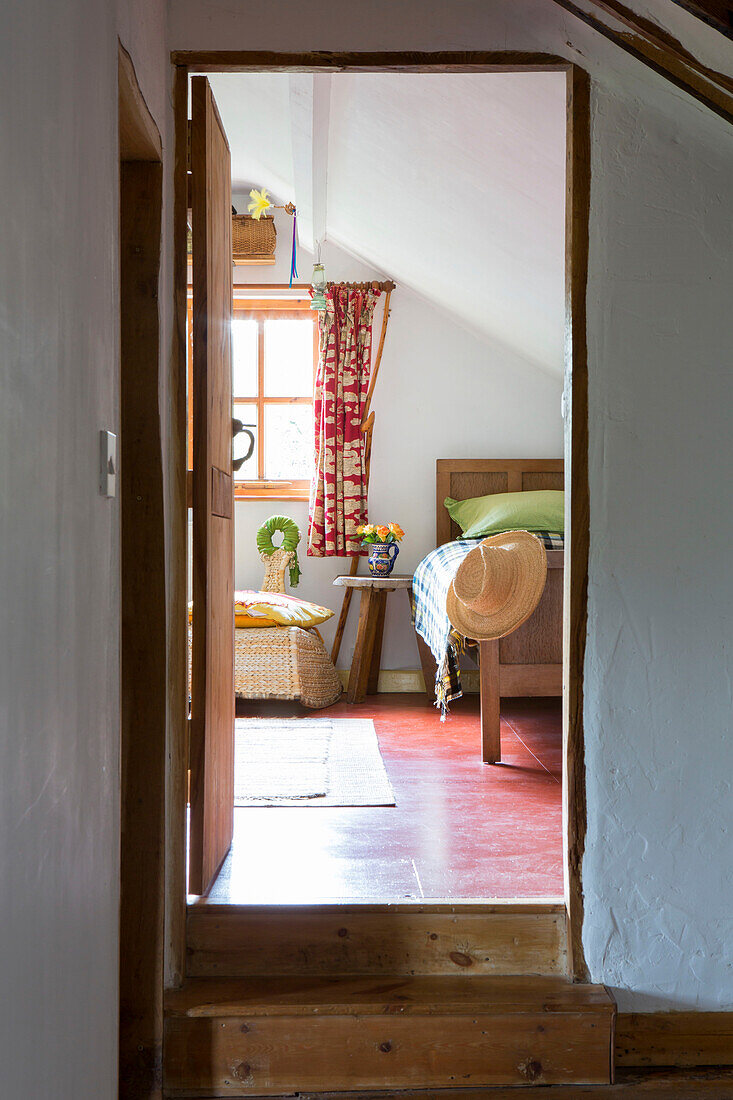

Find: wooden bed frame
[415,459,564,764]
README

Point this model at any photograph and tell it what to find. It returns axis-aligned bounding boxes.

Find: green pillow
[444,489,564,540]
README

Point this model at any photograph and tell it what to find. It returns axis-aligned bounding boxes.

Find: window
[232,298,317,499]
[188,294,318,500]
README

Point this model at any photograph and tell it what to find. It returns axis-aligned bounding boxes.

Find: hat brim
[446,530,548,641]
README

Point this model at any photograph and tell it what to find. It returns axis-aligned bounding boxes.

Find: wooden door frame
[168,52,591,984]
[118,42,166,1098]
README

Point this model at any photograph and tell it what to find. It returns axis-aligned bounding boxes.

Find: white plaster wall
[220,71,569,376]
[0,1,169,1096]
[168,0,733,1010]
[583,81,733,1011]
[228,219,562,672]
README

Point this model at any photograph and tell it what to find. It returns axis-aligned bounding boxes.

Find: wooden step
[186,901,567,978]
[164,975,615,1095]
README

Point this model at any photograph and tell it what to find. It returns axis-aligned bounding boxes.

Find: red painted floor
[207,693,563,904]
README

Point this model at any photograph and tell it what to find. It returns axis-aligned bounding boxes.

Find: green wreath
[256,515,301,588]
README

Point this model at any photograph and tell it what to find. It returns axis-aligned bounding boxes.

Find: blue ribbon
[289,209,298,287]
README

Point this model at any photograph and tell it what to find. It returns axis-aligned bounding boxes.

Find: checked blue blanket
[411,532,564,715]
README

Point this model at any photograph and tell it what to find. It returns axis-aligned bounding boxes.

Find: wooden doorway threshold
[186,900,568,978]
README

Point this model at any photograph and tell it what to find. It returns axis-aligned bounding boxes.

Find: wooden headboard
[436,459,564,546]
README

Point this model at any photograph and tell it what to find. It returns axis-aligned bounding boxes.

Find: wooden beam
[118,42,162,160]
[553,0,733,124]
[119,160,165,1100]
[170,50,572,73]
[564,65,591,984]
[616,1011,733,1068]
[592,0,733,82]
[670,1,733,42]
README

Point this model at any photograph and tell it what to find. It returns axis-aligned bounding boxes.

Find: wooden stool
[333,574,413,703]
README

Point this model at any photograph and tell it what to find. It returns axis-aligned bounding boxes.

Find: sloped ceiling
[208,71,566,376]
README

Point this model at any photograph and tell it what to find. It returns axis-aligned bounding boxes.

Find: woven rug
[234,718,395,808]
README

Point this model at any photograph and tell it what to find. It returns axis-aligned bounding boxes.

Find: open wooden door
[189,76,234,896]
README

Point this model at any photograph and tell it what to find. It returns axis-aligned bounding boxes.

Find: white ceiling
[207,71,566,376]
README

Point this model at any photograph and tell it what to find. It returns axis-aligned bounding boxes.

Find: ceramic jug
[368,542,399,577]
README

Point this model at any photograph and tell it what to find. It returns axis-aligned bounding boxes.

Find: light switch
[100,430,117,497]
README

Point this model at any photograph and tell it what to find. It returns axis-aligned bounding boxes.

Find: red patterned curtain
[307,285,381,556]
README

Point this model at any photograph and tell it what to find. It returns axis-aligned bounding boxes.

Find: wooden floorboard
[164,976,613,1095]
[309,1067,733,1095]
[164,1067,733,1098]
[209,694,563,904]
[165,975,613,1017]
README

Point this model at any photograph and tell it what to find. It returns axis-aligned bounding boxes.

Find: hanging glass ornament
[310,260,327,311]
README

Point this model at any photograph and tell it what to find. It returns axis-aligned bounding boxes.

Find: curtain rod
[328,280,396,292]
[231,284,312,292]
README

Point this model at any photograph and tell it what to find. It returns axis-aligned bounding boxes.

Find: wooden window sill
[186,471,309,506]
[235,482,310,502]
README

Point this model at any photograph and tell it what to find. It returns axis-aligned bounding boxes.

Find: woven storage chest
[231,214,276,265]
[234,626,341,708]
[188,625,341,710]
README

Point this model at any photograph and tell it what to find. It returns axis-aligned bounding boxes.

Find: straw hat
[446,530,548,641]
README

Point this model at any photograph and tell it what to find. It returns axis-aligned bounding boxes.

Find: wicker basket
[232,214,276,264]
[186,214,277,263]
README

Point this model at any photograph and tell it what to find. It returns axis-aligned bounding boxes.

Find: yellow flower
[247,188,271,221]
[389,522,404,539]
[376,525,390,540]
[363,524,375,535]
[356,524,364,535]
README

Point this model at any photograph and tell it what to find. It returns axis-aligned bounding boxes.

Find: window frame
[187,292,318,501]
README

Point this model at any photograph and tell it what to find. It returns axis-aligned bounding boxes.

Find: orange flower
[388,522,404,539]
[376,525,390,540]
[356,524,364,535]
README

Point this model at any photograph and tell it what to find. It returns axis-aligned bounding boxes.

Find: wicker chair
[259,547,296,593]
[234,549,341,708]
[188,549,342,709]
